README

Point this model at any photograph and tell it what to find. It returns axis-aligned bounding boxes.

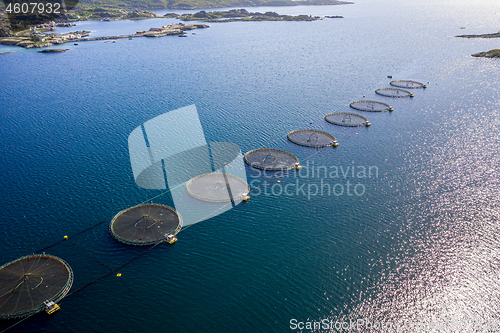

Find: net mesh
[244,148,299,171]
[186,173,249,203]
[325,112,369,127]
[390,80,426,89]
[0,255,73,320]
[349,100,392,112]
[110,203,183,246]
[287,129,337,147]
[375,88,413,98]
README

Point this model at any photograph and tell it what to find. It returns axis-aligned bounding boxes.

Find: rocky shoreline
[0,23,208,49]
[0,8,343,50]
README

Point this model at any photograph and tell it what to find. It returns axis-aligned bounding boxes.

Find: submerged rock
[37,49,69,53]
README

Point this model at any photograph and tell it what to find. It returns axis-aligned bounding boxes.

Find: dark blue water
[1,0,500,331]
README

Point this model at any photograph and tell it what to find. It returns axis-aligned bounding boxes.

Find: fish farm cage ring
[244,148,299,171]
[349,100,392,112]
[325,112,370,127]
[186,173,250,203]
[287,129,338,148]
[390,80,427,89]
[375,88,414,98]
[110,203,183,246]
[0,254,73,320]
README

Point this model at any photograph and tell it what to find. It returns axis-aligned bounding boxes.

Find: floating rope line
[67,240,114,272]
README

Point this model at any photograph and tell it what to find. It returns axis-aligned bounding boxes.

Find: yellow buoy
[277,180,281,183]
[410,94,414,97]
[243,195,250,201]
[389,108,394,111]
[355,133,358,135]
[117,273,122,277]
[310,121,312,124]
[64,235,68,240]
[363,95,365,97]
[365,122,371,126]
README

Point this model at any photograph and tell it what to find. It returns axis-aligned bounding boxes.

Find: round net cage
[110,203,183,246]
[186,173,250,203]
[244,148,299,171]
[390,80,426,89]
[375,88,414,98]
[325,112,370,127]
[287,129,337,147]
[349,100,392,112]
[0,254,73,320]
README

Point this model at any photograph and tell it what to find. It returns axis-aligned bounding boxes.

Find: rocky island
[471,49,500,58]
[456,32,500,39]
[169,9,341,22]
[68,0,351,10]
[455,31,500,58]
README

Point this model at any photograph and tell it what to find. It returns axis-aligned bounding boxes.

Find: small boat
[178,34,187,37]
[74,43,78,45]
[102,17,110,21]
[387,75,393,78]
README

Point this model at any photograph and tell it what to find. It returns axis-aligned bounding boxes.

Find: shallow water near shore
[1,0,500,331]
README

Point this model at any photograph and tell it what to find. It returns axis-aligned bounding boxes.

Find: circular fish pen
[325,112,370,127]
[349,100,392,112]
[110,203,183,246]
[244,148,299,171]
[0,254,73,320]
[375,88,414,98]
[390,80,426,89]
[287,129,338,148]
[186,173,250,203]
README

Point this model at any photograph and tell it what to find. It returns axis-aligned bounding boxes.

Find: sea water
[1,0,500,331]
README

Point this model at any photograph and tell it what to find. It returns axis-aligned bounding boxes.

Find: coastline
[0,23,209,49]
[0,8,343,49]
